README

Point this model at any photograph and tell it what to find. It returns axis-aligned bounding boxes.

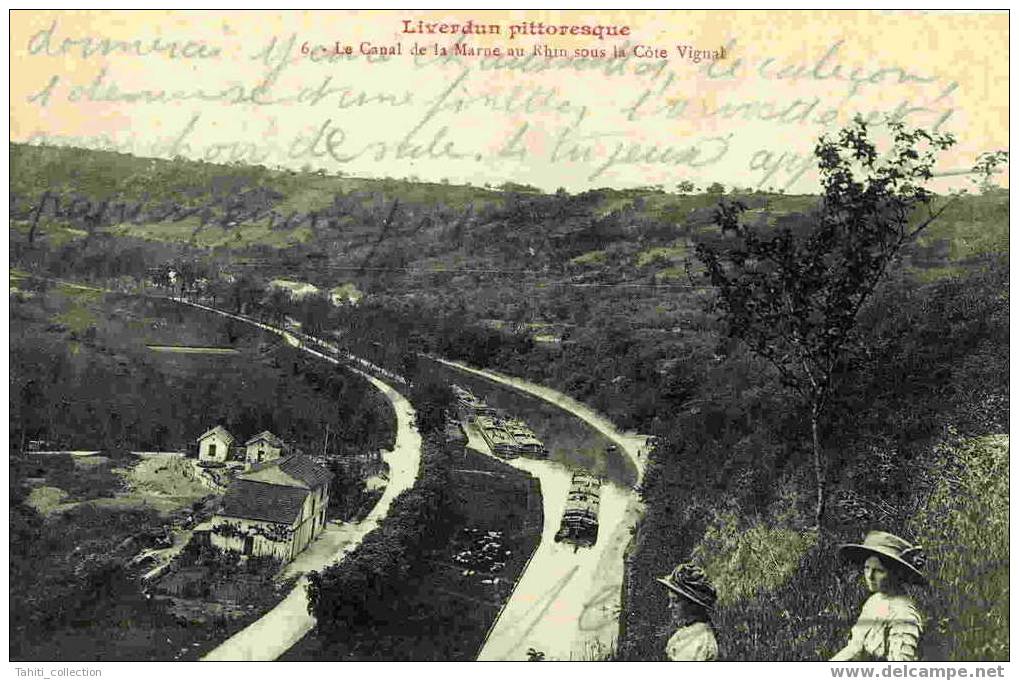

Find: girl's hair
[670,592,712,625]
[866,555,913,591]
[884,561,914,589]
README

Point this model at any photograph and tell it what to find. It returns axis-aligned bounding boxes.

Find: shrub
[307,436,453,636]
[909,435,1008,661]
[692,510,817,606]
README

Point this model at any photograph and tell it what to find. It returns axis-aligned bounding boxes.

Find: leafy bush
[307,437,453,636]
[692,510,816,606]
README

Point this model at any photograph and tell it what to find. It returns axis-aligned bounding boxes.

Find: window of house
[209,443,217,457]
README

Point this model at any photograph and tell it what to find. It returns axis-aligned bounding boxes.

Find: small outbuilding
[245,431,284,467]
[197,425,235,465]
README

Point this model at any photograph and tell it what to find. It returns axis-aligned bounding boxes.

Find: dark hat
[838,530,928,586]
[656,562,718,610]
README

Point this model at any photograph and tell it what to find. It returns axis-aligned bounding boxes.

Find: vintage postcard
[8,9,1009,669]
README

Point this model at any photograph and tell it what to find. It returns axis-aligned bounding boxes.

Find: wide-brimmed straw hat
[838,530,928,586]
[656,562,718,610]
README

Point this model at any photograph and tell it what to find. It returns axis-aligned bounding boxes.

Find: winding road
[434,359,648,661]
[171,302,423,662]
[21,277,650,661]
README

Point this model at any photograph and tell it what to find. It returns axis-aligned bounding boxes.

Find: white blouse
[833,593,923,661]
[665,622,719,661]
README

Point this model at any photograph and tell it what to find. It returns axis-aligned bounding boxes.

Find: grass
[917,193,1009,261]
[692,510,817,606]
[570,250,608,266]
[15,453,133,504]
[908,435,1008,661]
[8,217,90,247]
[49,283,104,333]
[679,434,1010,662]
[635,241,688,268]
[910,265,968,283]
[108,218,314,249]
[26,485,71,514]
[654,267,686,282]
[17,452,205,516]
[54,305,98,333]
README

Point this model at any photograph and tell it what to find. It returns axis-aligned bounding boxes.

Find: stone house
[208,454,333,563]
[197,425,235,465]
[245,431,284,467]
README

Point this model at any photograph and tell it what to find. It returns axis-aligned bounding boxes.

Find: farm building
[245,431,284,467]
[208,454,333,562]
[198,425,235,465]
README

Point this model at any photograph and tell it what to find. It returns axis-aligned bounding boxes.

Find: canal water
[419,357,638,489]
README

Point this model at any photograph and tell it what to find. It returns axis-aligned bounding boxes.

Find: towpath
[434,359,648,661]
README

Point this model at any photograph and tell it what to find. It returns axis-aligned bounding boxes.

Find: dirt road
[436,361,648,661]
[178,304,422,661]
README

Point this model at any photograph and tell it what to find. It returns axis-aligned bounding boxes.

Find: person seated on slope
[830,530,926,662]
[656,562,719,661]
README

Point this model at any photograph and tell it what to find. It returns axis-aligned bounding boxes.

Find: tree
[410,380,454,435]
[264,287,291,327]
[297,292,333,335]
[694,116,955,529]
[228,274,263,315]
[971,150,1009,194]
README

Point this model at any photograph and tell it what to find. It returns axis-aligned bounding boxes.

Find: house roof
[278,454,333,488]
[198,425,235,444]
[219,479,309,525]
[245,431,283,448]
[240,454,333,489]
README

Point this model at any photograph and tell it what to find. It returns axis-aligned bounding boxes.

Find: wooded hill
[9,142,1009,661]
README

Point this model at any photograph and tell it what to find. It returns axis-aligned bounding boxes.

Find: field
[21,451,212,517]
[283,448,542,661]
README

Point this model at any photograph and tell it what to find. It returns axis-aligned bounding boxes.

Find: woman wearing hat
[830,531,927,662]
[656,562,719,661]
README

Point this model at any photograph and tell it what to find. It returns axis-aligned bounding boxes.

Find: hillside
[9,142,1009,661]
[11,142,1005,303]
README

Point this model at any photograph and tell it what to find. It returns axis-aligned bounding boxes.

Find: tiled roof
[219,479,308,525]
[242,454,333,489]
[198,425,235,444]
[278,454,333,489]
[245,430,283,448]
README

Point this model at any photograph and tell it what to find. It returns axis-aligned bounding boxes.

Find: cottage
[209,454,333,563]
[197,425,235,465]
[245,431,284,466]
